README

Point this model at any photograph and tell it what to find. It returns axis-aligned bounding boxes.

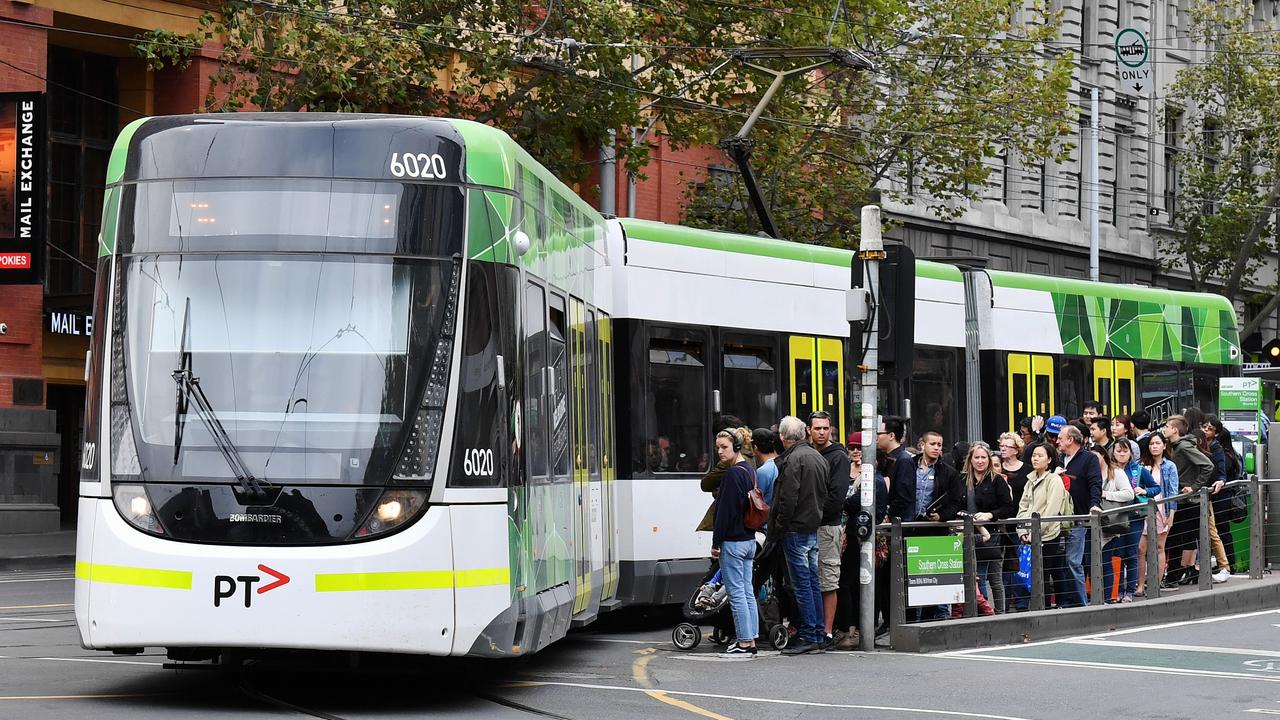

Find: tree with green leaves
[1161,0,1280,337]
[134,0,1073,245]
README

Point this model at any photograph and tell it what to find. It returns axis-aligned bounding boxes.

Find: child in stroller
[672,540,791,651]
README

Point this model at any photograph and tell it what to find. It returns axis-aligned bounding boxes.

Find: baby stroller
[671,541,791,651]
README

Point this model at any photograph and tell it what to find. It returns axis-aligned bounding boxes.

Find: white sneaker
[1212,568,1231,584]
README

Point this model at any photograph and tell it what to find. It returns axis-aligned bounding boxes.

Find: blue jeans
[1121,515,1141,594]
[720,540,758,643]
[1063,526,1088,607]
[783,532,823,644]
[1004,569,1029,611]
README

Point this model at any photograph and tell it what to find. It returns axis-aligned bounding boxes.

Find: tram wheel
[768,624,789,650]
[672,623,701,650]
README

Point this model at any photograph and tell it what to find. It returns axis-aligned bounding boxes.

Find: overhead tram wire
[7,15,1272,188]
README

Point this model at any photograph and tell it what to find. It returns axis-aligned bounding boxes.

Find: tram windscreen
[118,253,453,486]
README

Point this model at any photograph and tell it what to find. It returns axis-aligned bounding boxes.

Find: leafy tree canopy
[1162,0,1280,336]
[135,0,1074,245]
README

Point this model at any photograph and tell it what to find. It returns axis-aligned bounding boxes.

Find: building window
[47,47,118,297]
[1164,110,1181,217]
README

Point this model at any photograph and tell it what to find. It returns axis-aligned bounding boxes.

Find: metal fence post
[1145,500,1161,600]
[1198,487,1212,591]
[963,516,977,618]
[1030,514,1045,611]
[1089,510,1104,606]
[890,520,906,636]
[1251,477,1264,580]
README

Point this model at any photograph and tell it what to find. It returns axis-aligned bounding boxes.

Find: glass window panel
[910,348,956,443]
[721,345,777,429]
[647,336,708,473]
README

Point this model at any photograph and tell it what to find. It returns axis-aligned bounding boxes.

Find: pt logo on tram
[213,564,291,608]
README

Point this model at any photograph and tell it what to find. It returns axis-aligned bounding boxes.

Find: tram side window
[1141,361,1179,424]
[722,344,777,429]
[587,308,601,476]
[524,283,549,483]
[548,295,571,481]
[1058,358,1089,419]
[449,263,505,488]
[1193,366,1219,415]
[910,348,956,444]
[647,333,709,473]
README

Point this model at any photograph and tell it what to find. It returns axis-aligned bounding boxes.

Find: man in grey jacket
[1165,415,1231,583]
[768,415,829,655]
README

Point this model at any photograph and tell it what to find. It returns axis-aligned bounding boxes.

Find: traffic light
[1265,338,1280,366]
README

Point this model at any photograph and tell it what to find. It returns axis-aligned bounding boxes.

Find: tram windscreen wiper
[171,298,270,497]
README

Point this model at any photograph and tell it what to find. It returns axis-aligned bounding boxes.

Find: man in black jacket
[886,431,959,620]
[808,411,850,647]
[768,415,829,655]
[888,432,960,523]
[1057,424,1102,607]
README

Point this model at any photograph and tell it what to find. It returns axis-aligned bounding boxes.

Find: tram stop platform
[891,573,1280,653]
[0,529,75,570]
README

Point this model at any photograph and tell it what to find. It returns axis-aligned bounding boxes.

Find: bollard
[1251,477,1264,580]
[1089,510,1103,606]
[1198,487,1212,591]
[1145,500,1161,600]
[963,515,977,618]
[1030,514,1045,612]
[890,520,905,638]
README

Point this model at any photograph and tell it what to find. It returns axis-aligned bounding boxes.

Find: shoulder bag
[744,468,770,531]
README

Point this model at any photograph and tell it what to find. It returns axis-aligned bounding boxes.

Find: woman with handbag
[959,442,1016,613]
[1095,446,1135,602]
[710,427,760,658]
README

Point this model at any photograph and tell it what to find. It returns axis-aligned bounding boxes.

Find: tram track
[235,658,574,720]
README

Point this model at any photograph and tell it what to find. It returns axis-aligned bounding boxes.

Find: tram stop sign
[1115,28,1151,95]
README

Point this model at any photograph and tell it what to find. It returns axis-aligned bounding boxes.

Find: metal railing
[880,477,1275,632]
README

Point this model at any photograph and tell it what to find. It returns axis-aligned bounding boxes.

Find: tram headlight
[354,488,427,538]
[112,483,166,535]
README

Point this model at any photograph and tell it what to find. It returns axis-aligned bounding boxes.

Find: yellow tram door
[1007,354,1031,434]
[1113,360,1135,417]
[1007,354,1055,432]
[817,338,845,441]
[1092,359,1135,418]
[789,337,817,422]
[789,336,843,440]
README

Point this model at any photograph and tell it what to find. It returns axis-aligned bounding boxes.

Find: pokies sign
[0,93,44,285]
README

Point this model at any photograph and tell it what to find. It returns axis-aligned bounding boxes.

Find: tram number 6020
[463,448,494,477]
[389,152,448,179]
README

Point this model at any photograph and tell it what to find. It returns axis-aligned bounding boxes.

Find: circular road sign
[1116,28,1149,68]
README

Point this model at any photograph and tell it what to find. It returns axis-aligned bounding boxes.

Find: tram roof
[617,219,855,268]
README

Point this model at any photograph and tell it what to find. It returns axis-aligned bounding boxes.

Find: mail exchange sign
[0,92,45,285]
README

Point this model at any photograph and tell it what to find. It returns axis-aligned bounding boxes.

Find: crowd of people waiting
[700,403,1249,659]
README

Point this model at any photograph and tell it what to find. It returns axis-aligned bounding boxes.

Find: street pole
[1090,86,1100,282]
[858,204,884,651]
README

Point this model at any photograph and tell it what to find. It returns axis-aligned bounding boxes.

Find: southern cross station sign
[1115,28,1151,96]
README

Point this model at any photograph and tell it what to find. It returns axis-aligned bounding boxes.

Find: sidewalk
[891,573,1280,652]
[0,530,76,570]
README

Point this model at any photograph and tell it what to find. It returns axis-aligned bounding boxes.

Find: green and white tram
[76,113,1240,661]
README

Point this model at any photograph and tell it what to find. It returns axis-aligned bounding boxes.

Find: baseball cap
[1045,415,1067,435]
[848,431,864,447]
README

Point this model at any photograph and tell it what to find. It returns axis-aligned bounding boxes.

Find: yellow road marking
[0,694,156,701]
[631,647,656,688]
[0,604,71,610]
[646,691,734,720]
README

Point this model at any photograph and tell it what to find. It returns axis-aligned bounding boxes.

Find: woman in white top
[1094,446,1135,602]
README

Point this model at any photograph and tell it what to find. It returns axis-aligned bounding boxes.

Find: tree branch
[1223,175,1280,302]
[1240,288,1280,339]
